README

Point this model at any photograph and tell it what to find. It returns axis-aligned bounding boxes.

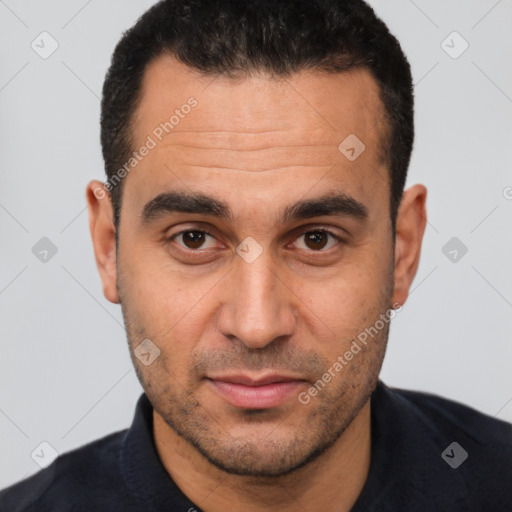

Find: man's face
[112,56,397,476]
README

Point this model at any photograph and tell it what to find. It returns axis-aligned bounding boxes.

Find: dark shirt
[1,380,511,511]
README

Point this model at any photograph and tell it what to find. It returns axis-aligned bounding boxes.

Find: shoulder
[386,383,512,446]
[379,382,512,507]
[0,429,127,512]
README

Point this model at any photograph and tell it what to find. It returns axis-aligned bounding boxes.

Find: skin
[86,55,427,512]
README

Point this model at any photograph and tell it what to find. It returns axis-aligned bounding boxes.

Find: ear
[86,180,119,304]
[391,184,428,307]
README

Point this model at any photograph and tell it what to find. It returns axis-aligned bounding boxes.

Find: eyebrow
[140,190,369,225]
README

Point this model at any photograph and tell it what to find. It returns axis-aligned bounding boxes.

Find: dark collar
[351,380,470,511]
[120,393,197,511]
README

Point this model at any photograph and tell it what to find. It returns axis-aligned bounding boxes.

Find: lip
[206,373,307,409]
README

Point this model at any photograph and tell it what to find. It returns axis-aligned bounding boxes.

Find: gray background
[1,0,511,489]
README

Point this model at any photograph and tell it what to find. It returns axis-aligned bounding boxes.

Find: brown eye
[304,232,329,250]
[182,231,205,249]
[173,230,216,250]
[295,230,340,252]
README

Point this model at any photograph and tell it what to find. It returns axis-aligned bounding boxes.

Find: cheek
[122,252,222,343]
[307,257,392,342]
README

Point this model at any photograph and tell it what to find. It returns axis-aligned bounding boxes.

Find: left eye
[294,230,340,251]
[172,230,218,250]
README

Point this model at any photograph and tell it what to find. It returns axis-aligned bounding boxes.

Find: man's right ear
[86,180,120,304]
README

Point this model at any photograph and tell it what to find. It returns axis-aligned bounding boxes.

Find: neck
[153,399,372,512]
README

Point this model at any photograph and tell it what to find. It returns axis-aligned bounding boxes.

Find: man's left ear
[391,184,428,307]
[86,180,120,304]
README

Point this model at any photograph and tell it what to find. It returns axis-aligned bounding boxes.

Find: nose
[217,249,297,349]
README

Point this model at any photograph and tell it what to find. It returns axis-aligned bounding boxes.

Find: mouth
[206,373,308,409]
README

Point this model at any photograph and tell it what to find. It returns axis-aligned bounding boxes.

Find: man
[1,0,510,510]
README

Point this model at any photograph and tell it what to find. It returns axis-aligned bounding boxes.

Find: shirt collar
[120,393,199,511]
[351,380,470,511]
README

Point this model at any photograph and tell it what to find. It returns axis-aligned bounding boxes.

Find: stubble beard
[117,253,393,478]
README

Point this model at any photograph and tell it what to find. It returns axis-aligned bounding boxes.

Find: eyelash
[165,226,344,256]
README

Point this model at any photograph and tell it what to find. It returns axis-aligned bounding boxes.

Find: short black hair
[101,0,414,231]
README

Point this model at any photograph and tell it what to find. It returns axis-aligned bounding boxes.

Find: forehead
[124,55,389,222]
[132,55,387,149]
